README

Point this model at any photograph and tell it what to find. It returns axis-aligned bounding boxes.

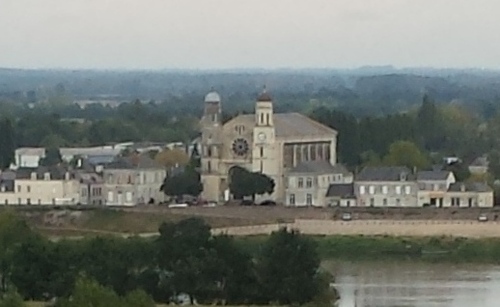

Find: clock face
[232,138,249,156]
[258,132,266,141]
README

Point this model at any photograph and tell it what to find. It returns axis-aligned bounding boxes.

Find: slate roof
[326,183,355,198]
[104,154,162,170]
[290,161,348,174]
[356,166,414,181]
[0,170,16,181]
[417,171,452,181]
[15,166,71,180]
[225,113,337,138]
[448,182,492,193]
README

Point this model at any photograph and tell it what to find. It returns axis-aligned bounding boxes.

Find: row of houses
[0,154,166,206]
[285,165,494,208]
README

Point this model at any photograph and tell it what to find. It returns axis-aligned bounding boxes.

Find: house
[74,171,105,206]
[468,155,489,175]
[445,182,493,208]
[0,166,80,205]
[13,147,46,168]
[354,167,418,207]
[417,170,456,207]
[103,154,166,206]
[285,161,352,206]
[325,183,356,207]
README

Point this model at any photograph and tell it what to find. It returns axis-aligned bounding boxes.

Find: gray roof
[226,112,337,138]
[74,171,104,184]
[0,170,16,181]
[104,154,162,170]
[290,161,348,174]
[356,166,414,182]
[326,183,355,198]
[15,166,71,180]
[417,171,452,181]
[448,182,492,192]
[470,156,489,167]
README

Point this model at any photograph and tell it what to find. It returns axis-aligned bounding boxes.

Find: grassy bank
[237,235,500,264]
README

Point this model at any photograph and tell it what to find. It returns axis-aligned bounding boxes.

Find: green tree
[157,218,213,304]
[0,212,35,294]
[229,166,275,200]
[122,289,155,307]
[39,147,62,167]
[257,228,322,305]
[55,277,122,307]
[444,161,471,182]
[0,288,25,307]
[161,169,203,199]
[0,118,15,170]
[383,140,430,170]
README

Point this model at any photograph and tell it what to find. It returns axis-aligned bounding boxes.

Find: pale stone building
[200,89,338,203]
[417,170,456,207]
[103,154,166,206]
[0,167,80,205]
[285,161,352,206]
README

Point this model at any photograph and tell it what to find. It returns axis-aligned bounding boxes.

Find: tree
[157,218,214,304]
[416,94,444,151]
[40,133,67,148]
[383,140,430,170]
[39,147,63,167]
[444,161,471,182]
[0,212,35,294]
[0,288,25,307]
[229,166,275,200]
[257,228,322,305]
[0,118,15,170]
[161,169,203,199]
[55,277,122,307]
[154,149,189,168]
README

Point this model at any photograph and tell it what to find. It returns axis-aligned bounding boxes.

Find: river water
[325,260,500,307]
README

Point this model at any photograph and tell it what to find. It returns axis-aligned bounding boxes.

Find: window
[38,199,41,205]
[346,200,351,207]
[27,198,31,205]
[266,113,270,125]
[17,185,21,193]
[128,175,132,184]
[369,198,375,207]
[405,186,411,195]
[306,177,313,188]
[289,194,295,205]
[207,161,212,173]
[395,186,401,195]
[396,198,401,206]
[260,147,264,157]
[382,186,388,194]
[451,197,461,207]
[468,198,473,207]
[260,113,264,125]
[369,186,375,195]
[207,146,212,157]
[359,185,365,195]
[27,186,31,193]
[383,198,387,206]
[306,194,313,205]
[298,178,304,188]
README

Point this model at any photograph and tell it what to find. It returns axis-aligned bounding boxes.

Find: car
[259,200,277,206]
[341,212,352,221]
[478,214,488,222]
[240,200,255,206]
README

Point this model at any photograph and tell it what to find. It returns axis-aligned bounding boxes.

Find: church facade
[199,89,338,204]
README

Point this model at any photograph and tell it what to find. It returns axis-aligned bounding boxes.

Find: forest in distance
[3,68,500,180]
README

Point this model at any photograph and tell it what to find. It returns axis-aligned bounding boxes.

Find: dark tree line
[0,212,334,306]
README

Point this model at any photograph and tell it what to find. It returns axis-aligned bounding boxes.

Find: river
[325,260,500,307]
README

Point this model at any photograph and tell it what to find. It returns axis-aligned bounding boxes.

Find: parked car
[259,200,277,206]
[341,212,352,221]
[478,214,488,222]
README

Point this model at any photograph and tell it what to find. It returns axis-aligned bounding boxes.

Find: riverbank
[238,235,500,264]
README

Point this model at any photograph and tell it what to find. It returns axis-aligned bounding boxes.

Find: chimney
[460,184,466,192]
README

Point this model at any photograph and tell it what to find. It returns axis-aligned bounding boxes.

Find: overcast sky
[0,0,499,70]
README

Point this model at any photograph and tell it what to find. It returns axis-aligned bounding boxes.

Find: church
[199,88,339,204]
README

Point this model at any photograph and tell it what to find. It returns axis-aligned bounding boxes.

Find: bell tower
[200,89,223,202]
[253,87,276,179]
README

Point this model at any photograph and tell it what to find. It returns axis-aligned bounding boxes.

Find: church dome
[204,91,221,103]
[257,87,272,102]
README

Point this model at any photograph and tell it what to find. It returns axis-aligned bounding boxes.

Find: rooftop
[226,112,337,138]
[417,170,452,181]
[356,166,414,182]
[104,154,162,170]
[448,182,492,193]
[326,183,355,198]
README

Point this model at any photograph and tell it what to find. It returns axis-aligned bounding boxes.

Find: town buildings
[199,89,338,203]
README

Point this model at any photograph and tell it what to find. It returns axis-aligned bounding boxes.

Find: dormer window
[400,173,407,181]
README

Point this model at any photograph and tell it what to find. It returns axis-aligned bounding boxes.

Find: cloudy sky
[0,0,498,69]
